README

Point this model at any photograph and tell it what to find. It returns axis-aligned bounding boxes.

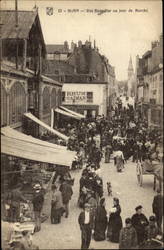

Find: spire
[128,55,134,80]
[128,55,133,71]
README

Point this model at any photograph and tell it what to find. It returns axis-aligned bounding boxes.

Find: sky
[1,0,163,81]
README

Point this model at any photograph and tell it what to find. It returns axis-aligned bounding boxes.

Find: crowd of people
[2,97,163,250]
[78,191,163,249]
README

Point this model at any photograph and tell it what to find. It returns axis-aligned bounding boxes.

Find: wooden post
[22,39,27,72]
[15,0,19,69]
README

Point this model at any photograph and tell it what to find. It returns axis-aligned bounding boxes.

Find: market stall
[1,129,76,246]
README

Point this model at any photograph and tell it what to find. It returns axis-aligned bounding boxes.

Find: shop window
[87,92,93,103]
[9,82,26,124]
[43,87,50,114]
[1,83,7,126]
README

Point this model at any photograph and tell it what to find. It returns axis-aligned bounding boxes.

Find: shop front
[62,82,108,119]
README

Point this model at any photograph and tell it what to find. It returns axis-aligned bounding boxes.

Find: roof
[46,44,69,54]
[142,50,152,59]
[1,60,62,86]
[1,10,38,39]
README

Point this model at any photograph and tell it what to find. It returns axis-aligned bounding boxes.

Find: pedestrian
[114,148,124,172]
[107,197,123,243]
[105,144,112,163]
[131,205,149,247]
[51,184,64,224]
[119,217,138,249]
[59,178,73,218]
[8,183,27,222]
[32,184,44,232]
[94,197,107,241]
[85,191,97,226]
[145,215,158,244]
[78,203,94,250]
[152,188,163,234]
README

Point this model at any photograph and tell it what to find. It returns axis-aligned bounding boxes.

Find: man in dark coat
[78,203,94,249]
[131,205,149,246]
[32,184,44,232]
[152,188,163,234]
[60,178,73,218]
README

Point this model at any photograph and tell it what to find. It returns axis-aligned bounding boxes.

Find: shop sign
[65,91,87,104]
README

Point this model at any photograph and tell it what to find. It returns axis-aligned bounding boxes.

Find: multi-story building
[136,34,163,129]
[44,40,116,118]
[0,9,63,136]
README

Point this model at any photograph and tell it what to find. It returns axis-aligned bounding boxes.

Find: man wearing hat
[32,183,44,232]
[59,178,73,218]
[152,188,163,234]
[131,205,149,246]
[78,203,94,249]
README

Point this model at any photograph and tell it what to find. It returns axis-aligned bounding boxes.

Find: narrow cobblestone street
[33,158,156,249]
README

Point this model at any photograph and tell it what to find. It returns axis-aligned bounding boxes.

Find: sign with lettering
[65,91,87,104]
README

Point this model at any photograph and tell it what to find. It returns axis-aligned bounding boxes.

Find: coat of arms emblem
[46,7,53,16]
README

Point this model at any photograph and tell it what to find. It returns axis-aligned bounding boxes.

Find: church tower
[127,56,135,97]
[128,56,134,80]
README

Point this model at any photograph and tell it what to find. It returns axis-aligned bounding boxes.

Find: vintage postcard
[1,0,163,249]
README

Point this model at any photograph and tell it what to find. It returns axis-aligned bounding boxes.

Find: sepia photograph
[0,0,163,249]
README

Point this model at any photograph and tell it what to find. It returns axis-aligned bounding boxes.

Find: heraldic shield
[46,7,53,16]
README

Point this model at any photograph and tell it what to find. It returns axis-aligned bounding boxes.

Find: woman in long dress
[94,198,107,241]
[114,150,124,172]
[107,197,123,243]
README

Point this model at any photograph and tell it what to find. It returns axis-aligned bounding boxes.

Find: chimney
[78,40,82,48]
[94,39,96,49]
[64,41,69,52]
[151,41,159,49]
[85,40,90,48]
[71,41,75,52]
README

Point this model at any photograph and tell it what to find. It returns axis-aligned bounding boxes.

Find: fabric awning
[1,134,75,166]
[55,107,80,120]
[60,106,85,119]
[1,127,74,153]
[24,113,68,141]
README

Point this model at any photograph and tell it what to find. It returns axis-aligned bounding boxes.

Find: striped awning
[24,112,68,141]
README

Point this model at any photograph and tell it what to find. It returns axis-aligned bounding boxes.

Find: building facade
[136,34,163,129]
[0,10,62,136]
[44,40,116,118]
[62,82,108,118]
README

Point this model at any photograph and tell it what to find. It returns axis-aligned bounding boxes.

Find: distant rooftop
[46,44,69,54]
